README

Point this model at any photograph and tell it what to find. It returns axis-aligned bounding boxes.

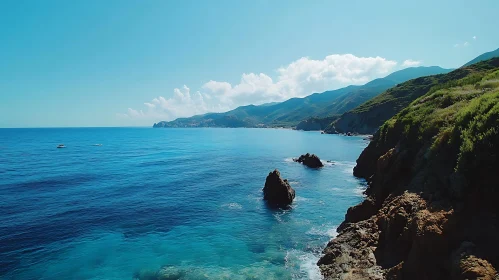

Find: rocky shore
[317,61,499,279]
[319,141,499,279]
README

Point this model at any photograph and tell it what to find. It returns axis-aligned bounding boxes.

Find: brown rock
[338,198,377,232]
[451,242,498,280]
[293,153,324,168]
[458,256,497,280]
[262,169,295,207]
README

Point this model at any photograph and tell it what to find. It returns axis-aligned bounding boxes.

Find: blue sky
[1,0,498,127]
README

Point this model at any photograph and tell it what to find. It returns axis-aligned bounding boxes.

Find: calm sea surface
[0,127,367,280]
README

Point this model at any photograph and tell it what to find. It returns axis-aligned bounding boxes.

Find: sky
[1,0,498,128]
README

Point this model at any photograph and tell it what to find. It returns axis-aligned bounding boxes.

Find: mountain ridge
[153,66,452,128]
[463,47,499,67]
[324,48,499,135]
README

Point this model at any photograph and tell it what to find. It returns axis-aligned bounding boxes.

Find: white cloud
[402,59,421,67]
[120,54,398,123]
[473,36,477,40]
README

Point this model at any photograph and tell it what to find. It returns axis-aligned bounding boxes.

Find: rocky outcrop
[319,58,499,280]
[296,116,339,131]
[296,119,322,131]
[324,111,376,135]
[293,153,324,168]
[319,186,499,280]
[319,141,499,279]
[263,169,295,207]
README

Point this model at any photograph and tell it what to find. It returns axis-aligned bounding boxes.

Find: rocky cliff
[319,58,499,279]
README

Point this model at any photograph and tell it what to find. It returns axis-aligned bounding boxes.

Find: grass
[373,59,499,192]
[331,58,499,135]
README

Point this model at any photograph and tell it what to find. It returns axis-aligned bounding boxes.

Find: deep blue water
[0,128,367,280]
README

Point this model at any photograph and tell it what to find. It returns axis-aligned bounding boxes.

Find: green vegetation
[153,67,452,128]
[295,116,340,131]
[373,58,499,191]
[463,47,499,67]
[328,57,499,135]
[452,88,499,174]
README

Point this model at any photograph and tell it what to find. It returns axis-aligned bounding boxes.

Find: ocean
[0,127,367,280]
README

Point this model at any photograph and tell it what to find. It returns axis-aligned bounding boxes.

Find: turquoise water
[0,128,367,280]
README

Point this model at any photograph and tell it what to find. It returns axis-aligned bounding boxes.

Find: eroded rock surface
[293,153,324,168]
[263,169,295,207]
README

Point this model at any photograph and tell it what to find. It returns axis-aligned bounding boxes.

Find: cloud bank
[120,54,398,122]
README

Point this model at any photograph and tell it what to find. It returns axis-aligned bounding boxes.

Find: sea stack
[293,153,324,168]
[263,169,295,207]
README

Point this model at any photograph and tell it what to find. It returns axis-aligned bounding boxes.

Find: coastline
[152,125,374,140]
[316,85,499,279]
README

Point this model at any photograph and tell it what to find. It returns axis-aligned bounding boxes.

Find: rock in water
[293,153,324,168]
[263,169,295,207]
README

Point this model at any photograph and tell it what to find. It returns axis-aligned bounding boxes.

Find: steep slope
[326,53,499,135]
[463,47,499,66]
[325,74,455,135]
[326,48,499,135]
[321,66,453,115]
[295,116,340,131]
[153,67,452,128]
[318,58,499,279]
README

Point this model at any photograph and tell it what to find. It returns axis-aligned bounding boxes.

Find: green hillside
[372,59,499,174]
[320,58,499,280]
[326,57,499,135]
[153,66,451,128]
[463,47,499,66]
[382,69,499,169]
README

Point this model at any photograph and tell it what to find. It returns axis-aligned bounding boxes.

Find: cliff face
[319,59,499,280]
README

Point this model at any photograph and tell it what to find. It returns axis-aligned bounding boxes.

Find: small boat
[57,144,66,148]
[93,144,103,146]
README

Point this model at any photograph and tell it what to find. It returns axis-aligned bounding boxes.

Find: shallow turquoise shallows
[0,128,367,280]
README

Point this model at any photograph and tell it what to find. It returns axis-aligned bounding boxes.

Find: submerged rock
[134,266,187,280]
[263,169,295,207]
[293,153,324,168]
